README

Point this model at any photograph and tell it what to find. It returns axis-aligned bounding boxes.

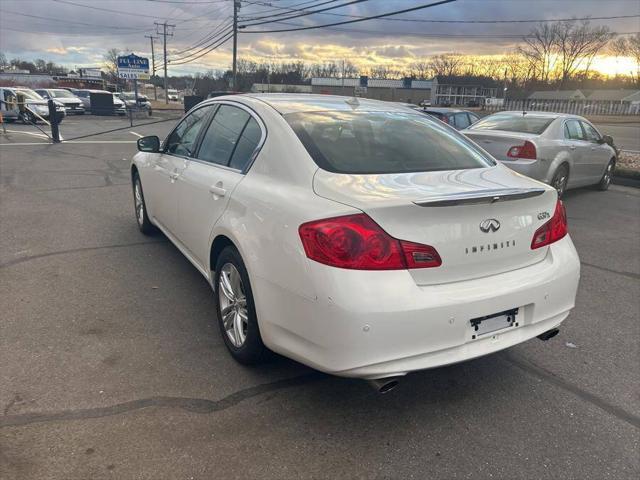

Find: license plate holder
[470,308,519,338]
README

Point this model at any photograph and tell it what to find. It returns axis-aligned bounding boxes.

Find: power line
[240,2,640,25]
[0,9,152,31]
[240,0,344,22]
[262,19,640,38]
[51,0,181,19]
[170,19,233,57]
[170,25,233,61]
[240,0,370,27]
[237,0,640,24]
[262,18,640,38]
[169,32,234,65]
[240,0,458,32]
[239,0,330,18]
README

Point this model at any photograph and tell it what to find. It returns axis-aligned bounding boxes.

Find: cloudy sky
[1,0,638,76]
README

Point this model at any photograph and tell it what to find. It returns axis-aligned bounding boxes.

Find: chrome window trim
[161,103,217,160]
[192,99,268,175]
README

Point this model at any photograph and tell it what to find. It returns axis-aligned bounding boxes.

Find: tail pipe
[367,376,402,394]
[537,328,560,341]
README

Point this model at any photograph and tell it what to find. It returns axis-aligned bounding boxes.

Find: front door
[153,105,213,235]
[581,121,612,180]
[176,103,265,269]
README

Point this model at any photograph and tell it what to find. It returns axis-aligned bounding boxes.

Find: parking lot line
[129,131,144,138]
[4,129,50,139]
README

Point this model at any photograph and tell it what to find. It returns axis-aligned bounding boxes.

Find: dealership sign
[117,54,150,80]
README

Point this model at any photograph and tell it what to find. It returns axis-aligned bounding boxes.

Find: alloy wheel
[553,170,568,197]
[218,263,248,348]
[134,179,144,226]
[602,162,613,187]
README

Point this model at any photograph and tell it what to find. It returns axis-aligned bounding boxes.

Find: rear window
[469,114,554,134]
[284,111,494,174]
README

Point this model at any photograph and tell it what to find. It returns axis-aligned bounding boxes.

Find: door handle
[568,145,576,150]
[209,184,226,197]
[169,172,179,181]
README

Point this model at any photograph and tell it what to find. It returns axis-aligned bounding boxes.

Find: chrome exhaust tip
[367,377,401,394]
[537,328,560,341]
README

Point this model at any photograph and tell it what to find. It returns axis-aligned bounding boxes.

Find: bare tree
[408,60,432,79]
[555,20,613,85]
[611,33,640,84]
[103,48,121,78]
[429,54,463,77]
[367,65,401,79]
[518,23,558,82]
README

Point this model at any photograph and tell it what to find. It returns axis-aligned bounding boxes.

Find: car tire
[596,159,615,191]
[22,111,36,125]
[551,164,569,198]
[214,246,267,365]
[132,172,156,235]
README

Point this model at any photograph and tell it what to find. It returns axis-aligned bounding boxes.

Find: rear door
[176,103,265,268]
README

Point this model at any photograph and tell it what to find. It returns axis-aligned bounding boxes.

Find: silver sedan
[462,111,617,196]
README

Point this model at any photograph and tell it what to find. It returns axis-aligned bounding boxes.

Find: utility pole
[145,34,158,101]
[232,0,240,90]
[155,21,174,104]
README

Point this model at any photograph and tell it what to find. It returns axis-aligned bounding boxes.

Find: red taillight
[507,140,537,159]
[299,214,441,270]
[531,200,568,249]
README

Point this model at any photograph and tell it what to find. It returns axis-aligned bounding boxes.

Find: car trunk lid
[313,166,556,285]
[463,130,539,161]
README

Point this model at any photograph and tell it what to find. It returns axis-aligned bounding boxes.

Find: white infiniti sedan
[131,94,580,390]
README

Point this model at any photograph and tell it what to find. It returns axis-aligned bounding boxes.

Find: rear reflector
[299,214,441,270]
[507,140,537,160]
[531,200,568,249]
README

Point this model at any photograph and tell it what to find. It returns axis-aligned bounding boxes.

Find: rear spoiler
[413,188,546,207]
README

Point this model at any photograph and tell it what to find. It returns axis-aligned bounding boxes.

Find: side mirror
[137,135,160,153]
[601,134,614,146]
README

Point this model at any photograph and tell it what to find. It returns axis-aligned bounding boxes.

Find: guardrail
[485,99,640,116]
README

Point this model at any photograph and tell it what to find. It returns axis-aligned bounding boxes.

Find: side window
[455,113,471,129]
[197,105,250,166]
[581,122,601,142]
[447,114,456,128]
[229,117,262,170]
[468,113,480,125]
[165,106,211,157]
[564,120,584,140]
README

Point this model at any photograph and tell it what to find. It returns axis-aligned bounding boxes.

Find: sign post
[118,54,149,123]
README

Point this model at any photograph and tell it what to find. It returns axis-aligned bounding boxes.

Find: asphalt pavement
[1,117,639,480]
[594,123,640,152]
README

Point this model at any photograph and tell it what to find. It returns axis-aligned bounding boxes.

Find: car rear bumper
[253,235,580,379]
[500,159,546,182]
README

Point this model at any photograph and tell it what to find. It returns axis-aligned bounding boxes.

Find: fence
[485,99,640,116]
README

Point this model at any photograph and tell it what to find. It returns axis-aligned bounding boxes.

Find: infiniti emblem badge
[479,219,500,233]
